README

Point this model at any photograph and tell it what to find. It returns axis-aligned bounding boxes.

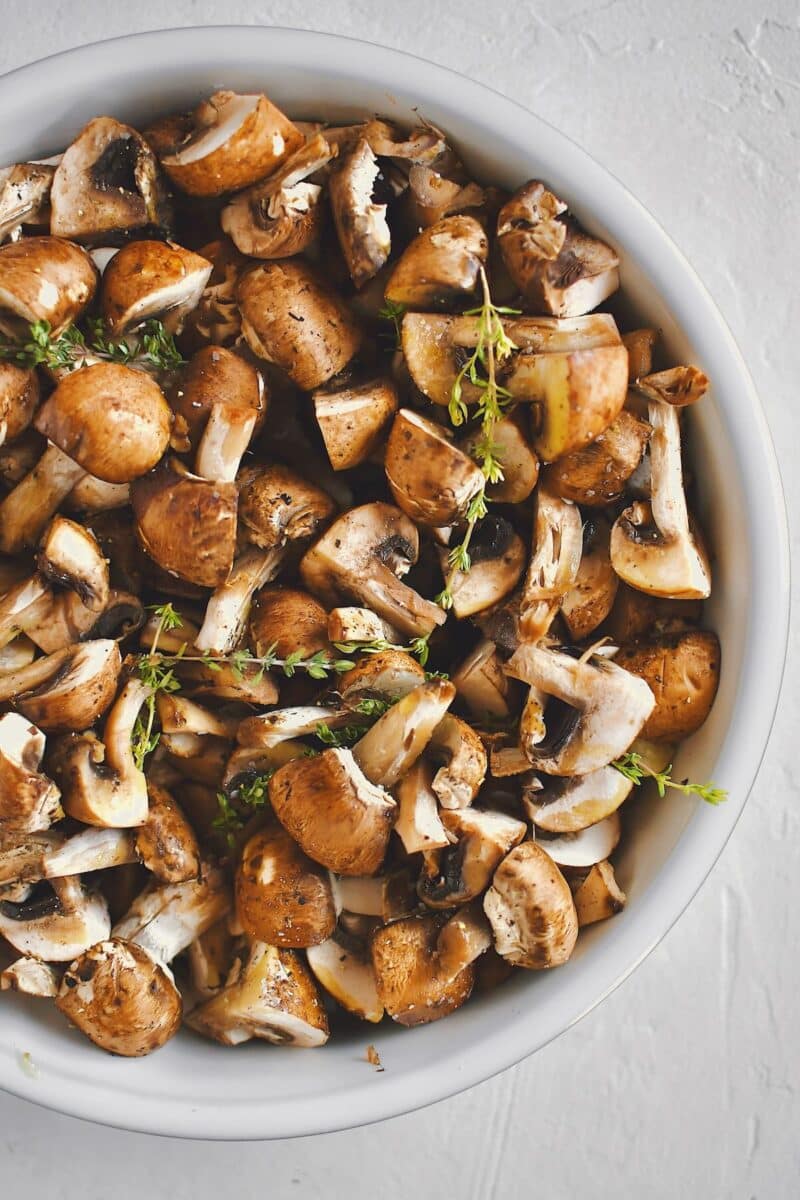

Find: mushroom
[622,329,657,381]
[613,630,720,741]
[111,866,230,964]
[351,679,456,787]
[37,515,109,611]
[370,914,475,1026]
[452,639,512,721]
[539,811,621,868]
[249,586,328,662]
[483,840,578,968]
[0,441,85,554]
[238,464,336,550]
[571,860,627,926]
[220,133,335,258]
[237,706,351,751]
[56,938,181,1057]
[168,345,264,451]
[497,182,619,317]
[438,515,526,619]
[50,117,169,243]
[426,714,488,809]
[180,238,245,349]
[54,677,150,827]
[461,412,539,504]
[135,783,201,883]
[0,879,110,962]
[327,606,400,647]
[187,940,329,1046]
[1,956,60,997]
[417,807,526,908]
[635,365,709,408]
[435,901,494,983]
[236,822,337,948]
[153,90,303,197]
[194,546,285,655]
[384,408,484,527]
[405,164,486,228]
[194,402,258,483]
[178,656,279,707]
[99,239,212,336]
[300,503,447,638]
[394,759,451,854]
[328,136,391,288]
[610,401,711,599]
[384,215,488,309]
[0,361,39,449]
[0,161,55,242]
[560,516,618,641]
[237,259,362,390]
[544,409,651,505]
[524,765,633,833]
[330,870,416,921]
[313,378,399,471]
[306,934,383,1023]
[156,693,240,741]
[0,638,121,733]
[0,712,62,832]
[605,584,702,643]
[186,919,235,998]
[0,235,98,336]
[520,485,583,641]
[0,636,35,676]
[0,829,64,886]
[0,569,101,655]
[131,458,238,589]
[505,643,655,775]
[337,649,425,704]
[33,826,138,880]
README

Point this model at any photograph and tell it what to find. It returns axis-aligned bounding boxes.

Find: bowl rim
[0,23,790,1141]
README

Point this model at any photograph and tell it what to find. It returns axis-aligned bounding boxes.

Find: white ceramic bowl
[0,26,789,1140]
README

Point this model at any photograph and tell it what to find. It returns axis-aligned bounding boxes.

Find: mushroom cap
[0,712,62,833]
[352,678,457,788]
[11,639,121,733]
[614,630,720,741]
[338,649,425,704]
[100,239,212,335]
[158,91,303,197]
[384,215,488,309]
[439,515,527,619]
[544,409,651,506]
[236,824,337,948]
[269,747,396,876]
[328,136,391,288]
[306,935,384,1023]
[384,408,485,527]
[136,784,201,883]
[418,806,526,908]
[0,884,111,962]
[37,514,110,611]
[370,914,475,1026]
[610,500,712,600]
[130,458,237,588]
[56,938,182,1057]
[483,840,578,969]
[0,161,55,242]
[168,345,264,447]
[238,463,336,550]
[0,362,39,444]
[605,584,702,643]
[0,236,97,336]
[249,586,329,660]
[35,363,172,483]
[526,764,633,833]
[572,860,627,926]
[313,378,398,472]
[237,258,362,390]
[461,413,539,504]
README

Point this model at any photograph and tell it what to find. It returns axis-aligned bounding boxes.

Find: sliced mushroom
[0,362,39,450]
[385,215,487,309]
[37,515,109,611]
[0,638,121,733]
[426,714,487,809]
[313,378,399,471]
[238,259,362,390]
[394,759,451,854]
[370,914,475,1026]
[540,811,621,868]
[238,463,335,551]
[497,182,619,317]
[331,870,416,921]
[135,784,200,883]
[0,880,110,961]
[351,679,456,788]
[51,117,169,243]
[614,630,720,741]
[194,546,285,654]
[439,515,527,619]
[306,934,383,1023]
[418,807,526,908]
[520,486,583,641]
[524,765,633,833]
[544,409,651,506]
[237,705,350,750]
[435,901,493,983]
[328,606,400,647]
[155,91,303,197]
[483,840,578,968]
[56,938,181,1057]
[0,235,97,337]
[505,643,655,775]
[385,408,484,527]
[0,712,62,832]
[169,345,264,450]
[0,161,55,242]
[571,859,627,926]
[328,136,391,288]
[560,516,618,641]
[461,412,539,504]
[635,365,709,408]
[300,503,446,638]
[236,823,336,949]
[611,401,711,599]
[337,649,425,705]
[452,639,512,721]
[100,239,212,336]
[187,940,328,1046]
[405,164,486,228]
[131,458,238,589]
[1,956,60,997]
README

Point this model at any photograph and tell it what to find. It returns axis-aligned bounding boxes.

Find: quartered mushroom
[505,643,655,775]
[135,784,201,883]
[370,913,475,1026]
[331,869,415,921]
[351,678,457,788]
[0,638,121,732]
[0,161,55,242]
[153,90,303,197]
[437,516,526,619]
[300,502,447,638]
[394,759,451,855]
[524,765,633,833]
[337,649,425,704]
[0,711,62,832]
[497,181,620,317]
[452,639,512,721]
[461,412,539,504]
[0,235,97,336]
[435,901,494,983]
[0,568,100,655]
[544,408,651,506]
[237,705,351,751]
[50,117,169,243]
[0,361,39,449]
[1,956,60,997]
[238,463,336,550]
[611,400,711,599]
[384,215,488,309]
[560,516,618,641]
[181,238,245,349]
[99,239,212,336]
[426,714,487,809]
[483,840,578,969]
[571,860,627,926]
[539,811,621,868]
[0,877,110,962]
[37,515,109,611]
[194,546,285,654]
[306,933,383,1023]
[327,605,400,647]
[418,806,527,908]
[169,345,264,451]
[313,378,398,471]
[249,586,329,662]
[385,408,484,527]
[328,136,391,288]
[111,866,230,965]
[635,365,709,408]
[519,485,583,641]
[614,630,721,741]
[236,823,337,948]
[405,164,486,228]
[28,825,138,881]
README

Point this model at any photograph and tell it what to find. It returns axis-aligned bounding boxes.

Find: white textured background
[1,2,798,1196]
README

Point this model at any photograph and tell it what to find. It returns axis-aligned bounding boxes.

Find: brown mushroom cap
[0,236,97,336]
[237,259,362,390]
[0,362,39,445]
[560,516,618,642]
[370,914,475,1026]
[236,823,337,948]
[614,630,721,741]
[483,840,578,969]
[385,408,484,527]
[136,784,201,883]
[605,583,702,643]
[56,938,181,1057]
[328,136,391,289]
[249,587,329,660]
[384,215,488,309]
[544,409,651,505]
[0,639,121,733]
[168,346,264,448]
[130,458,237,588]
[313,378,398,472]
[100,239,212,336]
[238,463,336,550]
[35,363,172,483]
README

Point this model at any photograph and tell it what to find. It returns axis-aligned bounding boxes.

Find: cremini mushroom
[0,638,121,732]
[313,378,398,471]
[0,235,97,336]
[524,765,633,833]
[135,783,201,884]
[385,215,488,309]
[0,361,39,449]
[623,329,657,381]
[0,569,99,654]
[505,643,655,775]
[237,705,351,751]
[238,464,336,550]
[544,408,651,506]
[605,583,702,642]
[394,759,451,855]
[0,161,55,242]
[327,605,400,647]
[300,503,446,638]
[236,822,337,948]
[99,239,212,336]
[31,825,138,881]
[452,639,512,721]
[1,956,60,997]
[65,474,130,515]
[370,914,475,1026]
[37,514,109,611]
[560,516,618,641]
[435,901,494,982]
[385,408,484,526]
[426,714,487,809]
[168,345,264,450]
[328,136,391,288]
[0,712,62,832]
[249,586,329,663]
[635,365,709,408]
[238,259,362,390]
[154,90,303,197]
[0,878,110,962]
[331,870,416,922]
[438,516,526,619]
[418,806,526,908]
[194,547,285,654]
[461,412,539,504]
[50,117,169,243]
[539,811,621,868]
[306,933,383,1023]
[194,402,257,483]
[111,866,230,964]
[571,860,627,926]
[614,630,721,741]
[497,181,619,317]
[519,485,583,641]
[405,164,486,228]
[483,840,578,968]
[337,649,425,705]
[351,678,456,788]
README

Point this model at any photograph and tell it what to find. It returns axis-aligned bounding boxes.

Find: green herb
[0,317,185,374]
[332,635,432,668]
[612,752,727,806]
[212,793,244,847]
[378,299,406,350]
[132,603,185,771]
[212,770,275,848]
[353,697,394,718]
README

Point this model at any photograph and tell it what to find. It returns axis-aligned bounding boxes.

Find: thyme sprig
[612,752,727,806]
[0,317,185,374]
[213,771,275,847]
[333,636,433,668]
[132,603,184,770]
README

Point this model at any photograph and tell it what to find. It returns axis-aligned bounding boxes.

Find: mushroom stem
[111,868,230,965]
[194,547,285,654]
[649,400,690,542]
[194,403,257,482]
[0,444,86,555]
